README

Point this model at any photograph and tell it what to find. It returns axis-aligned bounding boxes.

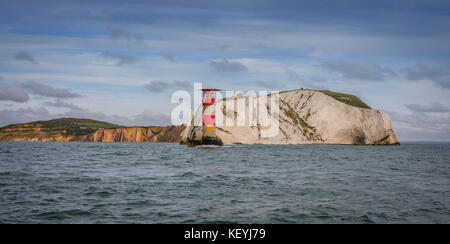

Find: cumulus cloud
[14,51,38,64]
[19,81,81,98]
[0,82,30,102]
[209,59,248,72]
[405,102,450,113]
[318,61,397,81]
[403,62,450,89]
[102,51,138,66]
[144,80,193,93]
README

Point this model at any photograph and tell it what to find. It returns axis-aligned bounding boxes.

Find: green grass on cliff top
[74,122,124,129]
[274,89,372,109]
[320,90,371,109]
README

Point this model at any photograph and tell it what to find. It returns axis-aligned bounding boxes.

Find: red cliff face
[85,126,185,143]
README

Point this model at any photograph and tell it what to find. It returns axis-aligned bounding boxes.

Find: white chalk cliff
[180,89,400,145]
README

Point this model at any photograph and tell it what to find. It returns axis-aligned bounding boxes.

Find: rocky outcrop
[181,89,400,145]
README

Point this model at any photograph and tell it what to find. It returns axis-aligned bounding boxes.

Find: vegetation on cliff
[0,118,184,143]
[320,90,372,109]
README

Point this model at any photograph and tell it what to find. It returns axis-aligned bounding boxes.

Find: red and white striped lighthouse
[201,88,221,144]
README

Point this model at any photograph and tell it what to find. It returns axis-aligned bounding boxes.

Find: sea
[0,142,449,224]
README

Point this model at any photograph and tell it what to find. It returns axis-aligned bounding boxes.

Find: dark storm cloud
[19,81,81,98]
[405,102,450,113]
[14,51,38,64]
[209,59,248,72]
[318,61,397,81]
[144,80,193,93]
[0,82,29,102]
[403,62,450,89]
[102,51,138,66]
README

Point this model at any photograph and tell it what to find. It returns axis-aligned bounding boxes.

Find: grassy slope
[0,118,126,139]
[268,89,372,109]
[74,122,124,129]
[320,90,372,109]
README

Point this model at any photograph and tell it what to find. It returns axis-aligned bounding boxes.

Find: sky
[0,0,449,142]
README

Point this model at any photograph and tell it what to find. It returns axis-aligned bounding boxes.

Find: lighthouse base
[179,126,224,146]
[181,136,223,147]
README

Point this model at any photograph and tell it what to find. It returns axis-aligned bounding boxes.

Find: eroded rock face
[86,126,185,143]
[180,89,400,145]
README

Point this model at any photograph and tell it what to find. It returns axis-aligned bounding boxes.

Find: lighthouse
[201,88,223,145]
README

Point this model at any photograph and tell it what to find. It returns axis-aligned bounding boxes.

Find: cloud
[60,108,170,126]
[107,27,144,42]
[144,80,193,93]
[161,54,176,62]
[144,81,167,93]
[134,33,145,42]
[389,110,450,141]
[403,62,450,89]
[405,102,450,113]
[0,107,52,127]
[286,70,327,90]
[14,51,38,64]
[0,105,172,127]
[132,110,171,126]
[43,99,82,110]
[107,27,130,40]
[102,51,138,66]
[19,81,81,98]
[0,82,30,102]
[318,61,397,81]
[0,81,80,102]
[209,59,248,72]
[253,80,285,90]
